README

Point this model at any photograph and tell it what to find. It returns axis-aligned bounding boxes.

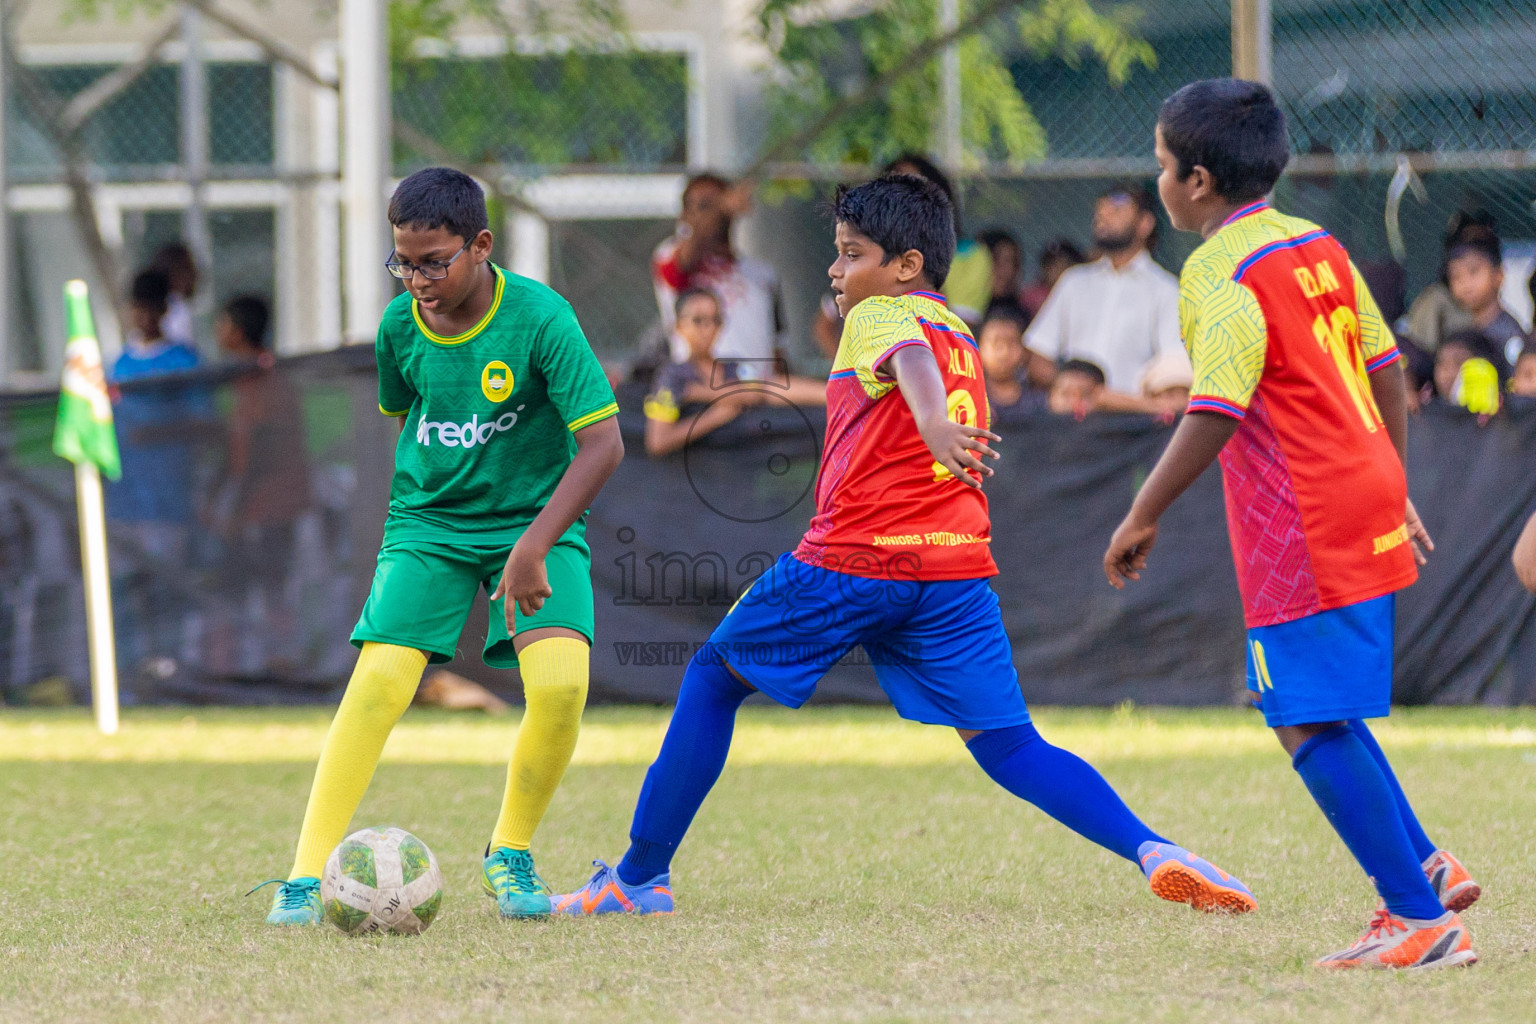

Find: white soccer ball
[321,826,444,936]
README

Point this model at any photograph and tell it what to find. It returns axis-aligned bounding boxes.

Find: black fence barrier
[1,354,1532,707]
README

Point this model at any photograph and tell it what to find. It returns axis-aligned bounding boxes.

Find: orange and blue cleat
[552,860,674,916]
[1315,908,1477,970]
[1424,850,1480,913]
[1138,841,1257,913]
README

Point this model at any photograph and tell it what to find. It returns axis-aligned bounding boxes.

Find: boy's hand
[1104,514,1158,589]
[920,414,1000,489]
[1406,498,1434,566]
[491,540,553,628]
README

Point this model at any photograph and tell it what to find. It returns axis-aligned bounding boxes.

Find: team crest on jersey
[481,360,514,403]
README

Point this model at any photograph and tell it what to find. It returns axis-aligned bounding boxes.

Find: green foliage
[388,0,688,169]
[758,0,1156,168]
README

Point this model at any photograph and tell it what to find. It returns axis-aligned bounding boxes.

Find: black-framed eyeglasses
[385,240,471,281]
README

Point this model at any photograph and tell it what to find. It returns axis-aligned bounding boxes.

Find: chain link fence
[7,1,1535,381]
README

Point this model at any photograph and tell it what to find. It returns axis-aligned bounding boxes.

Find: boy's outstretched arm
[1103,411,1238,588]
[493,416,624,619]
[1368,360,1433,565]
[888,344,999,488]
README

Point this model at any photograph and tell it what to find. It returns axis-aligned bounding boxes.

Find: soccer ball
[321,826,443,935]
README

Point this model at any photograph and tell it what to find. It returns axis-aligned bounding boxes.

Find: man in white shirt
[652,173,786,377]
[1024,185,1182,406]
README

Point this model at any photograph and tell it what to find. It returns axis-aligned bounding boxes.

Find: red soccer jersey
[794,291,996,580]
[1180,202,1417,627]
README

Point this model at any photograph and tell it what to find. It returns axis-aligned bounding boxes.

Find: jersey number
[1311,307,1382,432]
[932,388,980,483]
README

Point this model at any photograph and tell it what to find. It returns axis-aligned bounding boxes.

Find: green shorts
[351,531,594,668]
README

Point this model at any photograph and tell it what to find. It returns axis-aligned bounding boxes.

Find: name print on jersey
[416,405,527,448]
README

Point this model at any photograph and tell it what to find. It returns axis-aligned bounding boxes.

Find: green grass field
[3,705,1534,1023]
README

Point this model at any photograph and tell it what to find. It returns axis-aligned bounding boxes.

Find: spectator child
[105,269,208,688]
[1405,210,1494,350]
[213,295,311,672]
[977,310,1043,419]
[1446,237,1528,369]
[644,289,750,456]
[979,228,1028,324]
[1021,237,1085,318]
[645,288,825,458]
[1140,348,1195,415]
[151,243,199,346]
[1511,343,1536,398]
[1048,358,1106,418]
[1433,330,1504,417]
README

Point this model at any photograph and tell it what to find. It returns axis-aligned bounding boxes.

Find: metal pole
[74,461,119,735]
[341,0,389,343]
[936,0,962,163]
[179,5,212,289]
[0,7,11,381]
[1232,0,1273,84]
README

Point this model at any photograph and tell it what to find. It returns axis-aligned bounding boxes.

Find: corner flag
[52,280,121,480]
[53,280,121,734]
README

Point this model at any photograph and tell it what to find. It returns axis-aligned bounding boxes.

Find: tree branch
[59,16,180,136]
[742,0,1023,179]
[185,0,337,90]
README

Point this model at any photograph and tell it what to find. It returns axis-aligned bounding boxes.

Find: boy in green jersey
[261,168,624,924]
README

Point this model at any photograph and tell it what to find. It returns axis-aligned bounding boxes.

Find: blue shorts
[704,553,1032,731]
[1245,594,1395,727]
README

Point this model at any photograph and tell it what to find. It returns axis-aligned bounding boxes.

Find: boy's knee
[682,649,755,703]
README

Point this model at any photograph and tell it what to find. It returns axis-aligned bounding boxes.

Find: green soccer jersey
[375,264,618,543]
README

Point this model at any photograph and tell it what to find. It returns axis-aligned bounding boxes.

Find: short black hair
[980,304,1028,333]
[1158,78,1289,202]
[673,286,719,320]
[833,174,956,289]
[1039,237,1086,269]
[223,295,270,350]
[1445,208,1497,250]
[1058,358,1107,386]
[1447,237,1502,270]
[388,167,489,242]
[682,172,732,207]
[1099,183,1158,217]
[882,154,955,207]
[977,228,1020,254]
[129,268,171,311]
[1441,328,1511,384]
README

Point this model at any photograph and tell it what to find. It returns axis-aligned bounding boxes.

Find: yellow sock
[490,636,590,851]
[288,642,427,879]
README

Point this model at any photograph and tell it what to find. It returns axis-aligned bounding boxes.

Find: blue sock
[1291,725,1444,920]
[1347,719,1438,863]
[966,723,1168,863]
[617,654,753,886]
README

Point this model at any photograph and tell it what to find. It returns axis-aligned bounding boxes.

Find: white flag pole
[73,460,119,735]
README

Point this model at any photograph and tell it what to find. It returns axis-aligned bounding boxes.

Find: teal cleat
[482,845,553,918]
[252,877,323,926]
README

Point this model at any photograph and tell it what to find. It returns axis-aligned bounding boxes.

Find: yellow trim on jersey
[567,402,619,433]
[411,264,506,346]
[379,404,411,417]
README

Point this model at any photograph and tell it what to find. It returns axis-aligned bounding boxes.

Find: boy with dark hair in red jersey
[1106,78,1480,970]
[553,173,1255,918]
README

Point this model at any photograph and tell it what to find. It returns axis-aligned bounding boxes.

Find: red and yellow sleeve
[1180,270,1267,420]
[835,296,929,400]
[1351,261,1401,373]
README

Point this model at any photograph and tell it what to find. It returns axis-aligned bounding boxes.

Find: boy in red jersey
[1105,79,1480,970]
[554,174,1254,917]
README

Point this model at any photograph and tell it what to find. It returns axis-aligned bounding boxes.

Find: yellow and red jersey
[1181,201,1416,627]
[793,291,996,581]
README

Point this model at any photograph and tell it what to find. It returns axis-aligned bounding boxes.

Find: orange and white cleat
[1315,909,1477,971]
[1138,842,1257,914]
[1424,850,1480,913]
